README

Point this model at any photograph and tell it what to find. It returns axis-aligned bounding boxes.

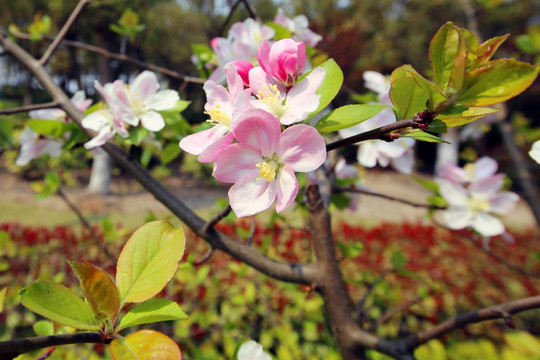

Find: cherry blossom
[16,91,92,166]
[237,340,271,360]
[257,39,306,87]
[112,71,179,132]
[213,109,326,217]
[274,8,323,47]
[438,176,519,237]
[438,157,498,184]
[179,63,252,163]
[530,140,540,164]
[82,109,128,149]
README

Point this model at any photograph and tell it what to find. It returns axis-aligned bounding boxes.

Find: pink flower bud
[230,60,254,87]
[257,39,306,86]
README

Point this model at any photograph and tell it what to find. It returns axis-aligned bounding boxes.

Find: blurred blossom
[438,157,498,184]
[17,91,92,166]
[274,8,322,47]
[237,340,271,360]
[530,140,540,164]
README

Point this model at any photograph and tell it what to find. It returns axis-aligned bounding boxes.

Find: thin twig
[15,33,206,85]
[56,187,114,260]
[219,0,243,36]
[335,186,445,210]
[403,295,540,349]
[202,204,232,234]
[326,119,416,152]
[193,247,215,266]
[0,101,60,115]
[39,0,92,66]
[436,221,540,279]
[240,0,260,21]
[372,295,425,331]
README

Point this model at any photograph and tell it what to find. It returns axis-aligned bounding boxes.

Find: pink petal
[438,180,468,207]
[225,63,244,100]
[490,192,519,215]
[275,165,299,213]
[473,157,498,180]
[180,126,229,155]
[228,174,276,217]
[198,132,234,163]
[213,143,261,183]
[257,41,272,78]
[84,126,114,149]
[231,109,281,158]
[230,60,254,87]
[439,161,468,183]
[468,175,504,196]
[130,71,159,101]
[277,124,326,172]
[248,67,276,96]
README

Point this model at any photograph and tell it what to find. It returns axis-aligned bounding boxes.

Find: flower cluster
[82,71,179,149]
[207,9,322,84]
[16,91,92,166]
[339,71,416,174]
[437,157,519,237]
[181,39,327,217]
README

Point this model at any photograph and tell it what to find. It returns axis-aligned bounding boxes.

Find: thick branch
[0,31,314,286]
[0,101,60,115]
[403,296,540,349]
[40,0,92,66]
[326,120,415,152]
[0,332,108,358]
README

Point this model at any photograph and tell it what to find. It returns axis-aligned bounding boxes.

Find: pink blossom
[439,157,498,184]
[257,39,306,87]
[249,66,325,125]
[28,90,92,121]
[213,109,326,217]
[530,140,540,164]
[230,60,253,86]
[180,63,252,162]
[274,8,322,47]
[82,109,128,149]
[438,176,519,237]
[362,71,391,104]
[112,71,179,132]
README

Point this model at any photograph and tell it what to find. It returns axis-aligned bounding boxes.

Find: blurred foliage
[1,220,540,358]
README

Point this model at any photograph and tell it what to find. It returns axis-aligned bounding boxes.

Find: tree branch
[0,101,60,115]
[39,0,92,66]
[0,332,108,358]
[0,31,315,286]
[326,119,416,152]
[403,295,540,350]
[335,186,445,210]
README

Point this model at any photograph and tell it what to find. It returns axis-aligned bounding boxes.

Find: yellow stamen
[205,104,231,127]
[468,194,491,213]
[255,154,282,182]
[256,84,286,117]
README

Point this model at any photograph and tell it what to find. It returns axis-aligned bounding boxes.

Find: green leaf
[391,250,407,269]
[44,171,61,190]
[159,100,190,116]
[389,73,429,120]
[0,287,6,313]
[110,330,182,360]
[315,104,386,134]
[116,298,187,331]
[128,126,149,145]
[0,118,13,147]
[337,242,363,259]
[161,143,182,165]
[427,119,448,133]
[266,22,292,41]
[69,261,120,320]
[27,119,69,138]
[401,130,450,143]
[19,280,101,330]
[437,105,499,127]
[414,177,440,194]
[116,221,185,304]
[33,320,54,336]
[473,34,509,67]
[429,22,467,92]
[409,72,448,107]
[459,59,540,106]
[306,59,344,121]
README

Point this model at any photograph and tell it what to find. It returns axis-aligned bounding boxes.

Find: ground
[0,169,537,231]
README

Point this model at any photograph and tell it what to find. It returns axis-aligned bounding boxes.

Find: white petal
[443,207,473,229]
[146,90,180,111]
[472,212,505,237]
[139,111,165,132]
[437,180,468,207]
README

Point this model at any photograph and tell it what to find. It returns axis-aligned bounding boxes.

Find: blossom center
[464,163,476,181]
[205,104,231,127]
[256,153,282,182]
[256,84,287,117]
[468,194,491,213]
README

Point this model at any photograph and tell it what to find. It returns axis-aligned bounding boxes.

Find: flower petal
[281,67,325,125]
[180,126,229,155]
[198,132,234,163]
[489,192,519,215]
[277,124,326,172]
[473,157,498,180]
[438,180,468,207]
[231,109,281,157]
[472,212,505,237]
[213,143,261,183]
[139,111,165,132]
[228,174,276,217]
[529,140,540,164]
[130,71,159,101]
[443,206,473,230]
[468,175,504,196]
[275,165,299,213]
[146,90,179,111]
